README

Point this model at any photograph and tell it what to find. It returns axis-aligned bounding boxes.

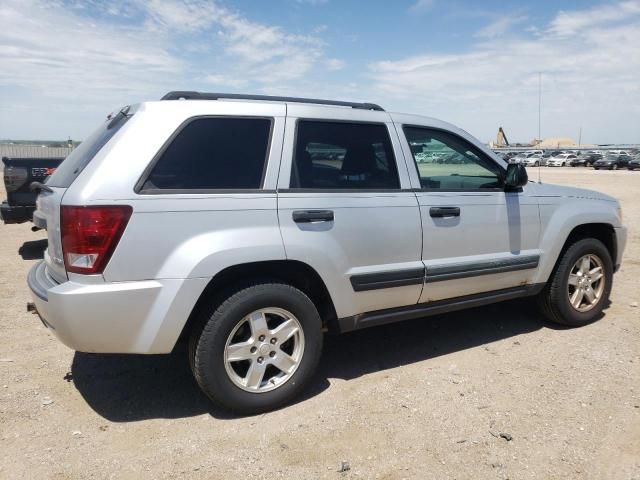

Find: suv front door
[277,106,423,319]
[394,116,541,303]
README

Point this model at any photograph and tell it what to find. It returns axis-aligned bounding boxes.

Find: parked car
[522,154,544,167]
[593,153,631,170]
[571,153,602,167]
[492,151,510,161]
[547,153,577,167]
[1,156,64,224]
[27,92,627,414]
[511,152,532,164]
[626,155,640,170]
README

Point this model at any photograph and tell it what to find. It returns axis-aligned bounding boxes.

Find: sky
[1,0,639,144]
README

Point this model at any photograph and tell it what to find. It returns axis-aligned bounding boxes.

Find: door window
[290,120,400,189]
[404,126,503,190]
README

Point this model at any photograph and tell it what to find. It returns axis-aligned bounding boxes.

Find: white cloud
[409,0,435,15]
[475,14,528,38]
[549,0,640,35]
[325,58,346,71]
[0,0,344,138]
[370,1,640,144]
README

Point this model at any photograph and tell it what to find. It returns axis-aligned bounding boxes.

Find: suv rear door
[394,115,541,302]
[277,105,423,319]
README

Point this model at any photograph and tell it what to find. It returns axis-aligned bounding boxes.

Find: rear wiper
[30,181,53,193]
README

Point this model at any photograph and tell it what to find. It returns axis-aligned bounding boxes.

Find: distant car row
[494,149,640,171]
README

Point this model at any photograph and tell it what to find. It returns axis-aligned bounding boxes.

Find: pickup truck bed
[1,156,64,224]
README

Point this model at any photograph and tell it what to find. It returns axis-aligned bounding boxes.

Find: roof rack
[161,91,385,111]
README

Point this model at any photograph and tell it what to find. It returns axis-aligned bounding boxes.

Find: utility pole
[578,127,582,147]
[538,72,542,184]
[538,72,542,145]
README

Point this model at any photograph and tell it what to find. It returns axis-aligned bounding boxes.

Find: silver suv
[28,92,627,413]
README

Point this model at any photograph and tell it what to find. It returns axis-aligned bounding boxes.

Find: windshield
[46,107,132,188]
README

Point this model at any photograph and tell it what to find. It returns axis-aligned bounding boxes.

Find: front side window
[141,117,271,191]
[290,120,400,189]
[404,127,503,190]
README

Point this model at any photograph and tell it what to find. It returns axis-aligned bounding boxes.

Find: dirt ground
[1,167,638,480]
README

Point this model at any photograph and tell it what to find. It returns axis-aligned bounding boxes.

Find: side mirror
[505,163,528,190]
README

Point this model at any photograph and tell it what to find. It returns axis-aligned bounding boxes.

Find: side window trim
[288,118,403,192]
[134,115,275,194]
[401,124,506,192]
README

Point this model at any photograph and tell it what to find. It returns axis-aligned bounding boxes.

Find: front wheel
[612,164,618,170]
[189,282,323,414]
[537,238,613,326]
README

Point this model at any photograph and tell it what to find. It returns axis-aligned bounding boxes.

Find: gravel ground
[1,168,638,479]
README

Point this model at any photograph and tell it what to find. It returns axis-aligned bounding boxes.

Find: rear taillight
[4,165,28,192]
[61,205,132,274]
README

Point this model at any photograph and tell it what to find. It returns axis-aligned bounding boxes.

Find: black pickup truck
[1,157,64,224]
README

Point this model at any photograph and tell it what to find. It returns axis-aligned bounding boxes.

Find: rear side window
[141,117,271,192]
[290,120,399,189]
[47,109,131,188]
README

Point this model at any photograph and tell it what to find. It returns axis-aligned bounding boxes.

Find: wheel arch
[177,260,337,347]
[537,222,617,285]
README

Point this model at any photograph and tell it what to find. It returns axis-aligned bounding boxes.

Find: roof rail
[160,91,385,111]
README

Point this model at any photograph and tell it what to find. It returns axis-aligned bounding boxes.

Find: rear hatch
[35,107,133,283]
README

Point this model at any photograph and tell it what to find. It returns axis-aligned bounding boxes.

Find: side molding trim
[334,283,545,333]
[426,255,540,283]
[350,267,425,292]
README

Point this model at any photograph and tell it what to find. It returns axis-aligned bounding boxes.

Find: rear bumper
[1,201,34,224]
[27,261,208,354]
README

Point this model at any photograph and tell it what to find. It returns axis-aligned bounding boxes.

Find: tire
[537,238,613,327]
[594,167,599,170]
[535,161,540,167]
[189,282,323,414]
[586,162,592,167]
[612,164,618,170]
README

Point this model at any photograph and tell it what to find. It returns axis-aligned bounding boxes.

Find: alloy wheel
[223,308,305,393]
[567,254,606,312]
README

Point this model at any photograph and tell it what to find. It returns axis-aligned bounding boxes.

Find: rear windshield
[46,108,132,188]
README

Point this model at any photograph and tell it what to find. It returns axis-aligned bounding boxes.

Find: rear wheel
[538,238,612,326]
[189,282,323,414]
[612,164,618,170]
